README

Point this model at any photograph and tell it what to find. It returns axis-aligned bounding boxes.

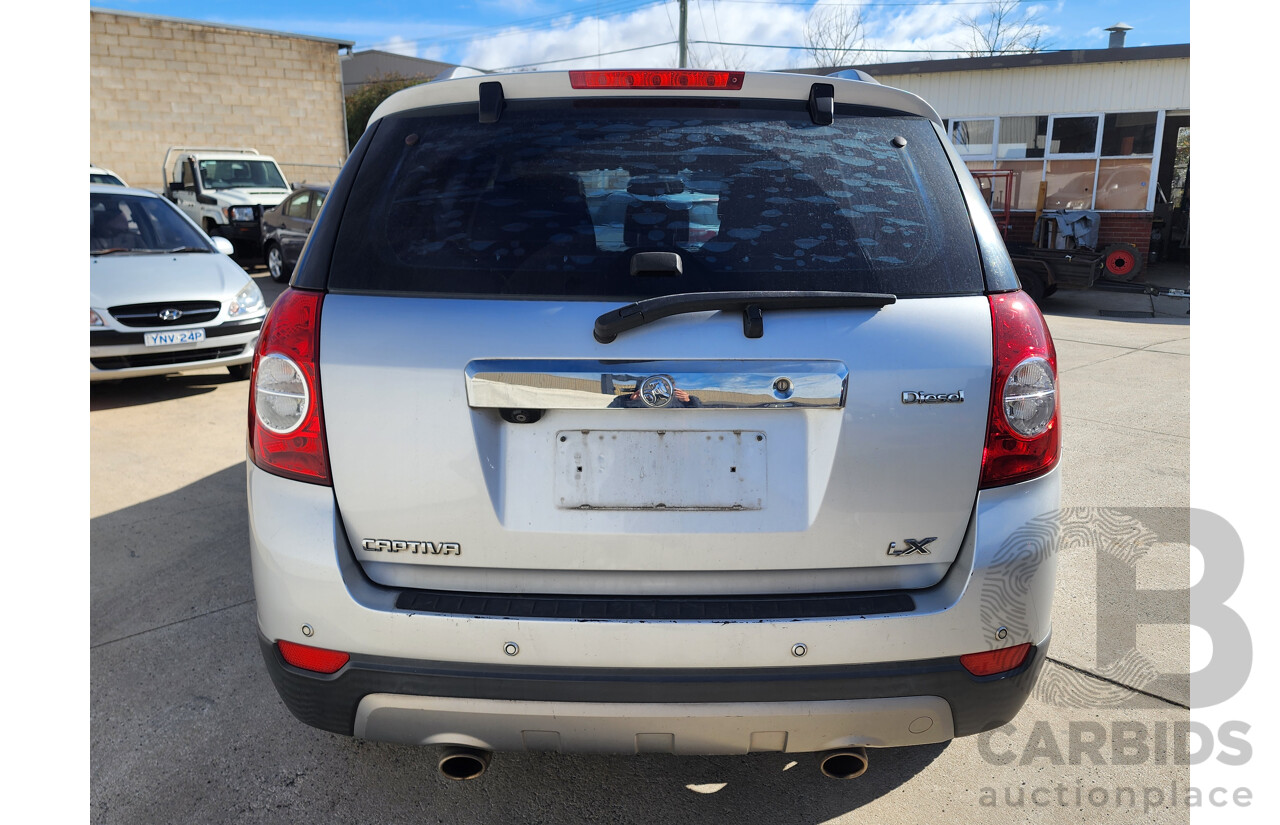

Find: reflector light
[277,640,350,674]
[569,70,744,90]
[960,643,1032,677]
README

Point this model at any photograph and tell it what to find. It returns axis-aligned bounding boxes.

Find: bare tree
[804,4,867,68]
[954,0,1048,56]
[689,42,752,71]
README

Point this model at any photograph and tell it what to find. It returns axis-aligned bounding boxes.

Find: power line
[359,0,663,53]
[688,38,1050,53]
[713,1,1035,5]
[477,38,1057,73]
[488,40,682,71]
[358,0,1036,54]
[694,0,712,66]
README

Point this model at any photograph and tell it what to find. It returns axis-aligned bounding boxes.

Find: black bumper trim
[259,633,1048,742]
[91,319,262,346]
[395,588,914,620]
[91,344,247,370]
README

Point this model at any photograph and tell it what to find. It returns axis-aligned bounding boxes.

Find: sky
[88,0,1191,73]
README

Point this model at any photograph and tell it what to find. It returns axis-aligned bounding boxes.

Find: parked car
[248,70,1060,781]
[90,164,127,186]
[261,184,329,282]
[161,147,292,259]
[90,184,267,381]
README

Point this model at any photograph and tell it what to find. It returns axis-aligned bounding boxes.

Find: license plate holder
[144,328,206,347]
[555,430,766,510]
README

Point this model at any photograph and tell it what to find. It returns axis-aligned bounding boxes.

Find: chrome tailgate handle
[465,360,847,410]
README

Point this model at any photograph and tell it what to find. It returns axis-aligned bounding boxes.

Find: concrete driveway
[90,267,1193,823]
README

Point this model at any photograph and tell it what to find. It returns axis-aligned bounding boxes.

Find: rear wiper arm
[594,290,896,343]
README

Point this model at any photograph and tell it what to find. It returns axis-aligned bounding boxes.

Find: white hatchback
[90,185,267,381]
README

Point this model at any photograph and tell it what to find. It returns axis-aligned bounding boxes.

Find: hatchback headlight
[229,281,265,318]
[91,309,105,327]
[229,206,256,222]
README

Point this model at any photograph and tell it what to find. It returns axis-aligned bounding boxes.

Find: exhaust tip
[819,747,869,779]
[437,746,492,781]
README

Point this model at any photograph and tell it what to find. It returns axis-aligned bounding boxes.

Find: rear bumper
[260,631,1048,751]
[249,463,1060,751]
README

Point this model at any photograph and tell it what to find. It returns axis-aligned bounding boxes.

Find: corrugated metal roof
[342,50,458,92]
[872,58,1190,117]
[790,44,1189,78]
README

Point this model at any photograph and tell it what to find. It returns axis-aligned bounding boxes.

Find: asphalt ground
[90,263,1193,824]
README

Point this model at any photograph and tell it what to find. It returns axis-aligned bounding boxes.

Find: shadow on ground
[91,464,951,824]
[90,371,250,411]
[1038,261,1190,323]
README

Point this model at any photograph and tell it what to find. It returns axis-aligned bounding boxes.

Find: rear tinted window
[330,100,981,298]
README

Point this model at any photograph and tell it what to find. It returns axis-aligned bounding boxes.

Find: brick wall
[90,10,347,191]
[1001,212,1153,260]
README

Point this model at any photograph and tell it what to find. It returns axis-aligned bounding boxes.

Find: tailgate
[320,293,992,596]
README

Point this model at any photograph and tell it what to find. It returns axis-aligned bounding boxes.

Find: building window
[1101,112,1158,156]
[949,118,995,158]
[994,160,1045,210]
[1094,158,1152,210]
[1048,115,1101,156]
[948,112,1160,212]
[997,116,1047,159]
[1043,159,1097,210]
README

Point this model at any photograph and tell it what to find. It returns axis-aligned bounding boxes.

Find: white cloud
[419,44,451,63]
[454,0,1073,73]
[480,0,549,12]
[380,35,420,58]
[236,0,1068,74]
[227,15,472,48]
[460,2,808,72]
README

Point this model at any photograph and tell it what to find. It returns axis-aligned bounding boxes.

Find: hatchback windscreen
[331,101,982,298]
[90,193,209,254]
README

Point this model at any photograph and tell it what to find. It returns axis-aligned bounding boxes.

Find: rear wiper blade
[593,290,896,343]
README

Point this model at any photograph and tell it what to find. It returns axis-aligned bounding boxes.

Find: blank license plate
[144,329,205,347]
[555,430,766,510]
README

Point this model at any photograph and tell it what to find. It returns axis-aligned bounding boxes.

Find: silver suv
[247,70,1060,780]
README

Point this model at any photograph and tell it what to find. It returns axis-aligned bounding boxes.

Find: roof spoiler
[829,69,880,84]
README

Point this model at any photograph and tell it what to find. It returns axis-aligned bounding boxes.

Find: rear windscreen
[330,100,982,298]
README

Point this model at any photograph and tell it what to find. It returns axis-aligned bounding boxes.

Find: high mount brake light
[980,292,1060,488]
[569,70,745,90]
[248,288,331,485]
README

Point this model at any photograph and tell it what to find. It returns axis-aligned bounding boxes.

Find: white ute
[162,147,291,257]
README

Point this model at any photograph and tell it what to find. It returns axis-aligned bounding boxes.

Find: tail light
[980,291,1060,488]
[248,288,330,485]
